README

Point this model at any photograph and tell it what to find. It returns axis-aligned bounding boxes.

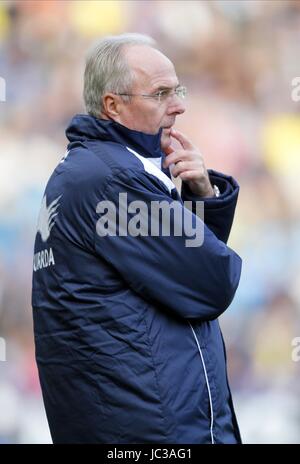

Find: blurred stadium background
[0,0,300,444]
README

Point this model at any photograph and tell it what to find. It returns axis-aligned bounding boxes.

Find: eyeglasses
[115,85,187,103]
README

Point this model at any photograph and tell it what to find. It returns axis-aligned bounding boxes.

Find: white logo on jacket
[34,194,61,272]
[37,195,62,242]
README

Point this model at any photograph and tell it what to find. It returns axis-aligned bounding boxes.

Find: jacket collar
[66,114,163,159]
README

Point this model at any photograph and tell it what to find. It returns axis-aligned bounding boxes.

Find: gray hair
[83,33,156,118]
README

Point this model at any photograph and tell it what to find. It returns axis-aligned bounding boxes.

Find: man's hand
[163,129,215,197]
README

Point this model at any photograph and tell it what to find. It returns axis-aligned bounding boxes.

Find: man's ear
[102,93,121,118]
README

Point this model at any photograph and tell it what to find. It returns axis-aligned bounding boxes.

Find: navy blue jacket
[32,114,242,444]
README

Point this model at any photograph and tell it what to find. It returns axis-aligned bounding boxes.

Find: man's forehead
[124,45,177,87]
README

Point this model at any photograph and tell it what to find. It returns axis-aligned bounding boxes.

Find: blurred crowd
[0,0,300,443]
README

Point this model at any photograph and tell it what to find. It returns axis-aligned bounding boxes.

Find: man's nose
[167,95,186,115]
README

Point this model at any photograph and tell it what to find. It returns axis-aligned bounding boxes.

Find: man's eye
[155,90,169,99]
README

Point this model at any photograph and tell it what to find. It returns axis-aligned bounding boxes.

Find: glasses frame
[115,85,187,103]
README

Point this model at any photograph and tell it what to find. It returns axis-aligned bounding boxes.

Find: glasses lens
[154,87,187,103]
[176,86,187,99]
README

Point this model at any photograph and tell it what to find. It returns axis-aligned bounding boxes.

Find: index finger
[170,129,194,150]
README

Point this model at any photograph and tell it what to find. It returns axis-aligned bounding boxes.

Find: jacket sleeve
[93,168,242,322]
[181,169,239,244]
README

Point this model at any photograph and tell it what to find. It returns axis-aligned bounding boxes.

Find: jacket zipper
[189,322,215,444]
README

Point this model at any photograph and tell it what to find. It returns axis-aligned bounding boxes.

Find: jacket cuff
[181,169,238,206]
[181,170,240,244]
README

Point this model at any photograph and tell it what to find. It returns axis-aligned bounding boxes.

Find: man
[32,33,242,444]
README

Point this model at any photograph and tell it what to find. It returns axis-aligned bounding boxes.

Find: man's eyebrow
[152,83,180,92]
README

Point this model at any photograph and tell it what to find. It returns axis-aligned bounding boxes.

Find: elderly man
[32,33,242,444]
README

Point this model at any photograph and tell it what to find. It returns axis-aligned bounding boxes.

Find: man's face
[111,46,186,152]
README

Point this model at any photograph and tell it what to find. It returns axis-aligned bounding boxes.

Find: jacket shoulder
[51,141,144,193]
